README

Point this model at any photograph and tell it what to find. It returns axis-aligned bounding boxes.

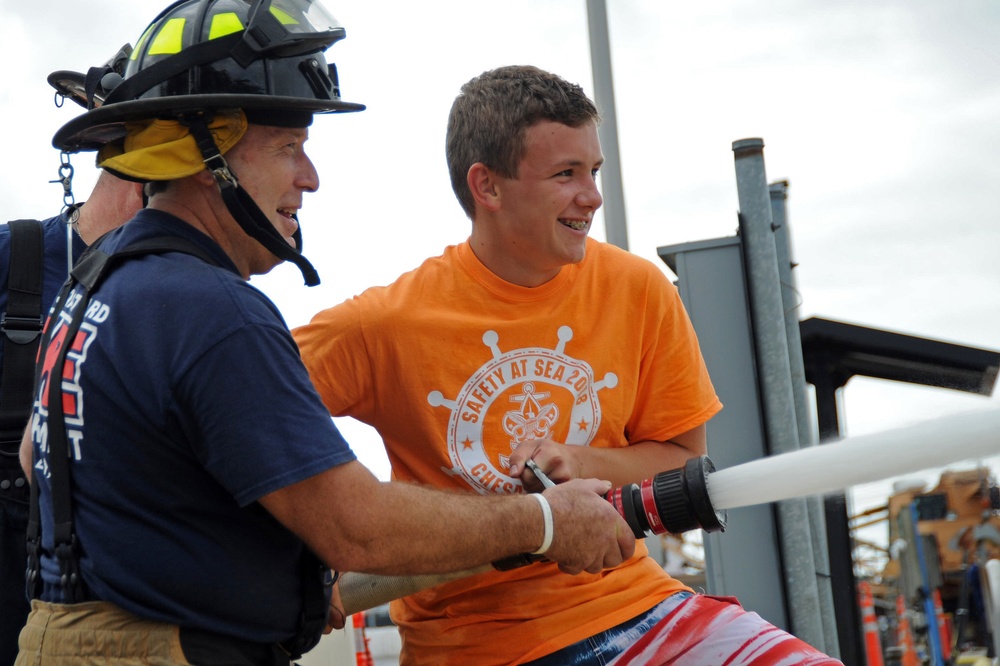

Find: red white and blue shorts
[523,592,843,666]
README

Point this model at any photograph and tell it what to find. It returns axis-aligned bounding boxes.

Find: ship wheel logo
[503,382,559,455]
[428,326,618,495]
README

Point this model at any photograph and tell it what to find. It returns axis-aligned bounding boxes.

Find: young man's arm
[508,424,707,490]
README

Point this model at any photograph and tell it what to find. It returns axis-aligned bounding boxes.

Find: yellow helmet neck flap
[184,112,321,286]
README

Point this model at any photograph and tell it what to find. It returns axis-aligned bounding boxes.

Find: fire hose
[339,456,725,616]
[338,407,1000,616]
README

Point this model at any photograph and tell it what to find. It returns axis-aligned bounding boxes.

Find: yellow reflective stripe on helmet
[269,6,300,26]
[209,12,244,40]
[131,24,157,60]
[147,18,187,56]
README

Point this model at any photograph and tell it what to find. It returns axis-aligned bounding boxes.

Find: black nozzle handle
[490,455,726,571]
[653,456,727,535]
[491,552,545,571]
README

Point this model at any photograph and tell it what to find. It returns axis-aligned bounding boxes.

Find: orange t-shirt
[294,238,722,665]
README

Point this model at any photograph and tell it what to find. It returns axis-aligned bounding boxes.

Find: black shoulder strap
[1,220,45,454]
[27,234,222,603]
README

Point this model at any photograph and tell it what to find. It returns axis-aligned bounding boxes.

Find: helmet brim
[53,93,365,152]
[48,71,92,109]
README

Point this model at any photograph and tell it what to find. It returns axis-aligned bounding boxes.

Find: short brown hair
[446,65,600,219]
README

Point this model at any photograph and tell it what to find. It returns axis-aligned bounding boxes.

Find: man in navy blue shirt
[17,2,633,663]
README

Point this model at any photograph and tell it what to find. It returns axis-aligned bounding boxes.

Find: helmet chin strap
[184,113,321,286]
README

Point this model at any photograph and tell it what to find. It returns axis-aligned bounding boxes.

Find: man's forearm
[262,459,633,578]
[326,471,547,575]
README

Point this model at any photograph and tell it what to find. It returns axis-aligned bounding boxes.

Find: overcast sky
[2,0,998,547]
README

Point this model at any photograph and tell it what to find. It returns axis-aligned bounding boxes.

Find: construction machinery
[855,466,1000,665]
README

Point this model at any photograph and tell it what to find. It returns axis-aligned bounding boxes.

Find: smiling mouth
[278,208,300,231]
[560,219,589,231]
[277,209,299,245]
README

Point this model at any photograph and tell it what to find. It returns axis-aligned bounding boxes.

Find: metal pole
[986,559,1000,660]
[732,138,828,651]
[811,352,865,664]
[911,504,946,665]
[586,0,629,251]
[770,182,840,658]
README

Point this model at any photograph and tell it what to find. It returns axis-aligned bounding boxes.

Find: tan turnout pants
[16,599,192,666]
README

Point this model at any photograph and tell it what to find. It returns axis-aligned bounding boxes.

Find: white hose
[708,408,1000,511]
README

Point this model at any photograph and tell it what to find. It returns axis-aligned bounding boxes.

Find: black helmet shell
[54,0,364,152]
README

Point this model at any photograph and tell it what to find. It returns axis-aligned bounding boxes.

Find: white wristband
[531,493,554,555]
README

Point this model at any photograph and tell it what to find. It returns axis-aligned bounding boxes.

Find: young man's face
[224,123,320,277]
[490,120,603,287]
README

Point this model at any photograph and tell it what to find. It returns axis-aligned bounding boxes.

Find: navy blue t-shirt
[27,209,355,641]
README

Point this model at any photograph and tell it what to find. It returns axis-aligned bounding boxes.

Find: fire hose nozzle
[605,455,727,539]
[495,456,727,570]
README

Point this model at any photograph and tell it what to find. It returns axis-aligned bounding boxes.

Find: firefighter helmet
[53,0,364,152]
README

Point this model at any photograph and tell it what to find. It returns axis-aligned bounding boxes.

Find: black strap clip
[179,113,239,192]
[1,313,43,345]
[54,534,86,604]
[25,531,42,600]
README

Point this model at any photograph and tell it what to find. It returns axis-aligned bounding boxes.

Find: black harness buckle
[1,313,43,345]
[54,534,86,604]
[25,532,41,600]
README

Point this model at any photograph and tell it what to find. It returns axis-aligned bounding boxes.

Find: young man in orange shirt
[295,65,841,665]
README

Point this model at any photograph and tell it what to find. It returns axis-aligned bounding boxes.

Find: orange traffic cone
[895,594,919,666]
[352,611,374,666]
[858,581,884,666]
[931,588,952,661]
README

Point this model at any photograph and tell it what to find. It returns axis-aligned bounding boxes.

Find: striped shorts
[524,592,843,666]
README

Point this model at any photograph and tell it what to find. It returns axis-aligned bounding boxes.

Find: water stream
[707,407,1000,511]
